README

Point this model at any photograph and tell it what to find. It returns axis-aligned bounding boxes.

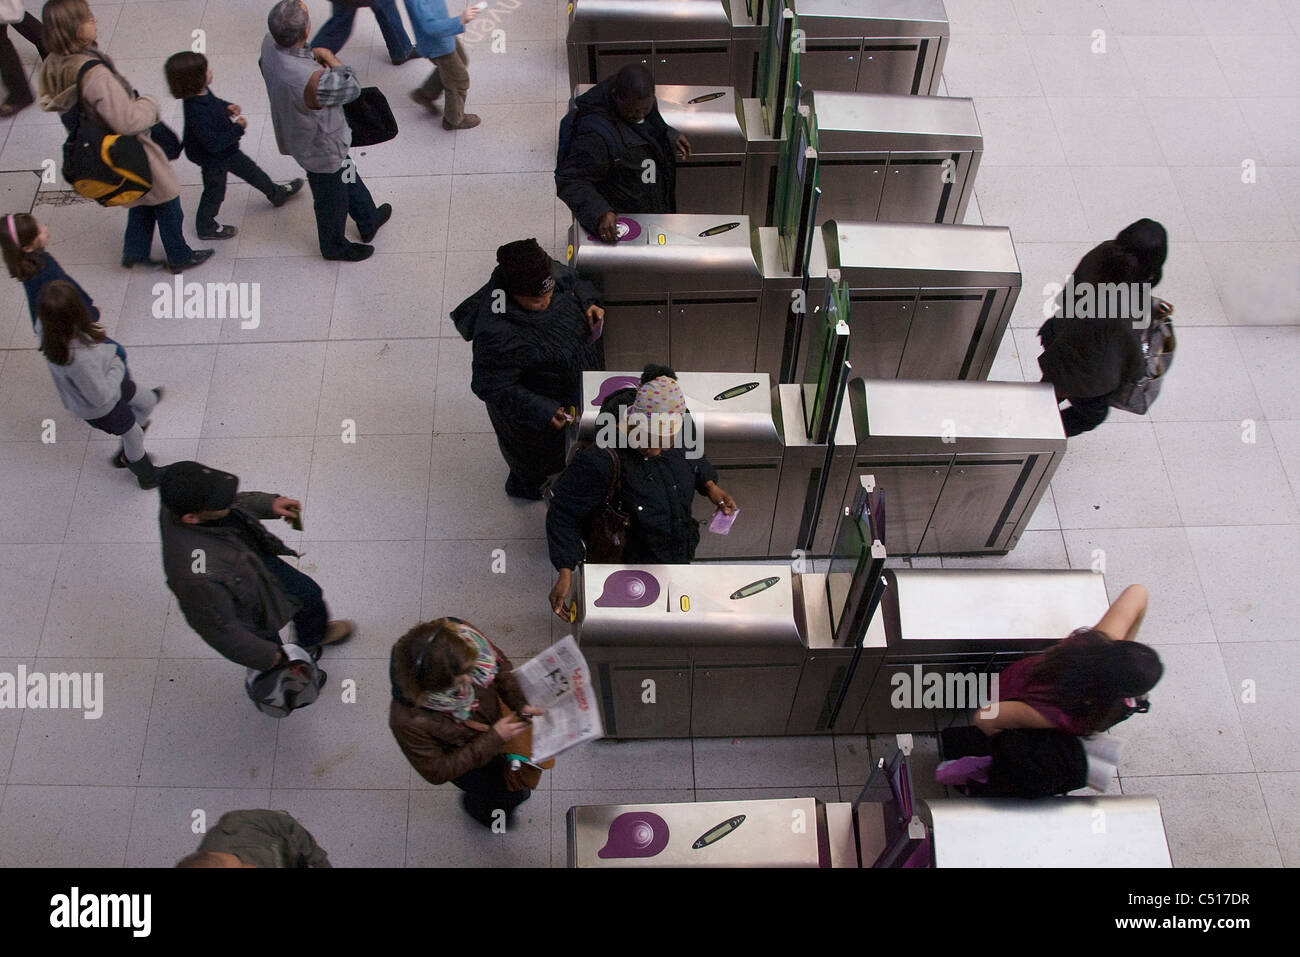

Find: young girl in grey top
[36,280,162,488]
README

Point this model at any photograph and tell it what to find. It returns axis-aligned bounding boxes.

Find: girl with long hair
[36,279,162,488]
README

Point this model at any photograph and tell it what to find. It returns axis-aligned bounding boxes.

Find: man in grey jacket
[260,0,392,262]
[158,461,353,673]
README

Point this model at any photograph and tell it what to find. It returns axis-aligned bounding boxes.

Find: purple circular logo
[598,811,670,859]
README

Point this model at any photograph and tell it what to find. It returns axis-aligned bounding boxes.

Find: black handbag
[583,448,630,563]
[344,87,398,147]
[1109,298,1175,415]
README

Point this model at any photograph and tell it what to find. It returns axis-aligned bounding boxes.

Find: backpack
[556,103,623,170]
[245,643,327,718]
[61,59,154,207]
[1110,298,1175,415]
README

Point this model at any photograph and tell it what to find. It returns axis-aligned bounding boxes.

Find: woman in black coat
[1037,219,1167,436]
[467,238,604,500]
[545,366,737,618]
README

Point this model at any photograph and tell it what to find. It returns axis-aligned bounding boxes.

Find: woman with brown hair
[36,279,162,488]
[389,617,544,827]
[37,0,212,272]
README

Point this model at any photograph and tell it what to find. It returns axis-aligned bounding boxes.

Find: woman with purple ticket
[545,367,737,619]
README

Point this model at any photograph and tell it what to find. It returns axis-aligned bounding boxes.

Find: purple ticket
[708,508,739,534]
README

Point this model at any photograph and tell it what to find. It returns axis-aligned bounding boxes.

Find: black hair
[1115,218,1167,288]
[640,363,677,384]
[612,63,655,102]
[1031,629,1164,734]
[164,50,207,98]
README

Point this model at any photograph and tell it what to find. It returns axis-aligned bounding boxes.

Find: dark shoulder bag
[344,87,398,147]
[582,448,630,563]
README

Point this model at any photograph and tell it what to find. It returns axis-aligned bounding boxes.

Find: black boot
[125,454,160,490]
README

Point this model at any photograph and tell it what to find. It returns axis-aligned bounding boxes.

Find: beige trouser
[420,38,470,124]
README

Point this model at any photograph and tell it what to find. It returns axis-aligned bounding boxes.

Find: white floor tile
[1219,643,1300,771]
[0,785,134,867]
[303,433,432,541]
[1186,526,1300,644]
[1155,420,1299,525]
[1121,772,1282,867]
[315,337,438,436]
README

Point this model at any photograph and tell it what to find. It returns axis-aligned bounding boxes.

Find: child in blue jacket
[165,51,304,240]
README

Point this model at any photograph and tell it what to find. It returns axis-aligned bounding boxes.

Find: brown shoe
[320,619,356,647]
[442,114,481,130]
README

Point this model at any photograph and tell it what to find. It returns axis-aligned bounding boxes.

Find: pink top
[994,653,1091,736]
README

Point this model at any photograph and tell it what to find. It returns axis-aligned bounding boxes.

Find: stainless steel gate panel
[599,298,670,372]
[691,660,803,734]
[793,0,950,95]
[670,290,763,371]
[755,226,828,381]
[821,220,1020,383]
[772,383,857,556]
[567,0,735,87]
[691,463,782,557]
[844,288,915,380]
[842,379,1067,556]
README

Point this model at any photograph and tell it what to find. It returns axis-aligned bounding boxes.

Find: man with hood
[460,238,605,501]
[555,63,691,242]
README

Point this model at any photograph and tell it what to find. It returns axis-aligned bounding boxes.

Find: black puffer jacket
[546,445,719,571]
[468,260,602,483]
[555,76,679,233]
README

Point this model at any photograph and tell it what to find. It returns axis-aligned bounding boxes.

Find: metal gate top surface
[854,379,1067,447]
[923,796,1173,868]
[889,568,1110,645]
[578,371,782,456]
[807,90,981,151]
[571,214,763,292]
[579,563,800,646]
[793,0,950,34]
[823,220,1021,286]
[568,0,734,42]
[569,797,822,867]
[573,83,747,154]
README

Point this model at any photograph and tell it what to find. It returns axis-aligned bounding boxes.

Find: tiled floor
[0,0,1296,867]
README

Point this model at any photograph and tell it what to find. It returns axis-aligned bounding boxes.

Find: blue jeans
[262,555,330,648]
[305,164,380,258]
[122,197,194,267]
[310,0,415,63]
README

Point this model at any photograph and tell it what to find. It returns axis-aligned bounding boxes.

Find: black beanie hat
[495,238,554,297]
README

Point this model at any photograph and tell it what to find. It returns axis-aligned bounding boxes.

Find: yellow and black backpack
[60,59,153,207]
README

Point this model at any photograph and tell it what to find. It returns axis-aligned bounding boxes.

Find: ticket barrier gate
[565,0,950,97]
[813,219,1021,384]
[566,0,763,95]
[573,475,1112,739]
[740,89,983,227]
[839,378,1067,557]
[565,750,1173,867]
[567,212,822,378]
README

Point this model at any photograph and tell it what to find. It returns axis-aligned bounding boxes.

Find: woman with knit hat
[465,237,604,500]
[544,365,737,618]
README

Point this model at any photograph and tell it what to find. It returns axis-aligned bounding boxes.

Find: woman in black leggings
[0,6,47,117]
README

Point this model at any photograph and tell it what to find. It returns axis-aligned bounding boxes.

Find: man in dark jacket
[158,461,353,674]
[176,809,332,867]
[555,64,691,242]
[545,370,736,617]
[467,238,604,500]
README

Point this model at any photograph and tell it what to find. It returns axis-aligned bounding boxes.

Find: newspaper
[513,635,603,763]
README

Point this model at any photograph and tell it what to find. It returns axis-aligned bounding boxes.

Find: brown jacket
[39,50,180,206]
[388,639,530,786]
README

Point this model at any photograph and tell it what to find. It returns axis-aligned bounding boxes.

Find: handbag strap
[603,446,622,509]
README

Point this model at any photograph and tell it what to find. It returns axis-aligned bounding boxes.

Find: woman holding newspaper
[389,617,545,827]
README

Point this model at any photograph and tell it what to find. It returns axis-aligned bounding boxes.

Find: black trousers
[0,13,47,108]
[305,164,380,259]
[262,555,330,647]
[1060,394,1111,437]
[453,757,531,825]
[196,151,280,233]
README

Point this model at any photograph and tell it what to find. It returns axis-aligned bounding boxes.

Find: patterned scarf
[422,620,499,721]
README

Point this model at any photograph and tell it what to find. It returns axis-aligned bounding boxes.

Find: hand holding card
[708,507,738,534]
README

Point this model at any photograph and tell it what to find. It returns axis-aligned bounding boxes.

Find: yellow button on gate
[566,243,574,261]
[679,595,690,612]
[657,233,667,245]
